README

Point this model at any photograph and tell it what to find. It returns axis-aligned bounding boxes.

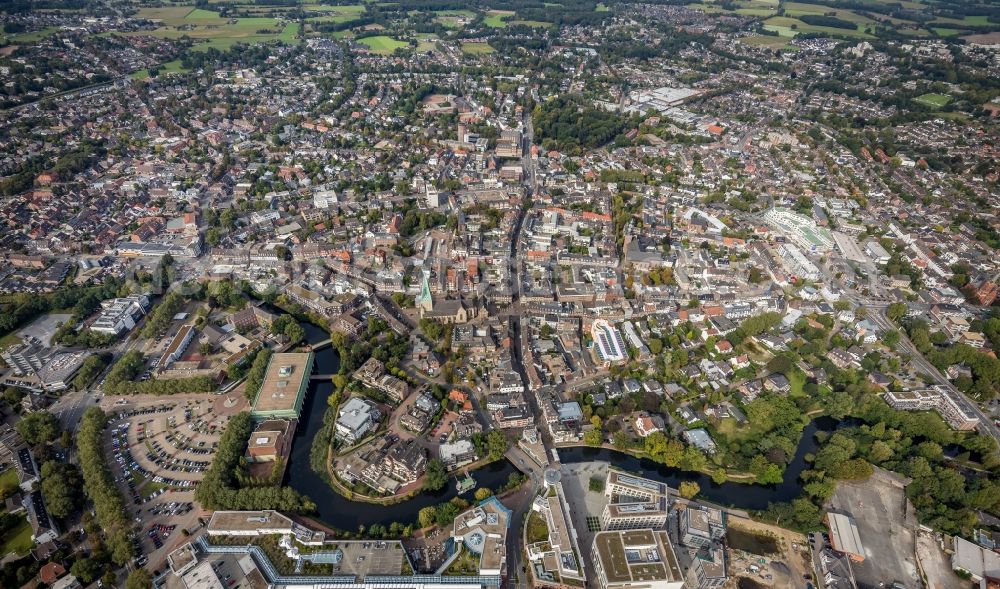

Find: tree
[486,430,508,461]
[40,461,82,520]
[418,506,438,528]
[612,431,628,451]
[869,440,893,463]
[423,459,448,492]
[16,412,60,446]
[70,558,103,585]
[678,481,700,499]
[644,432,684,467]
[474,488,493,502]
[883,329,900,347]
[886,302,907,323]
[584,429,603,446]
[680,445,708,471]
[711,469,727,484]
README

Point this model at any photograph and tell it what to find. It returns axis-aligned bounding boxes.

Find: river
[559,416,840,511]
[283,322,518,530]
[286,321,835,527]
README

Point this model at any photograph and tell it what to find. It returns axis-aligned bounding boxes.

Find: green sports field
[914,93,951,108]
[461,41,494,54]
[357,35,409,54]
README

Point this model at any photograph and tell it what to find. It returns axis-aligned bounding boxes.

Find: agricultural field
[308,4,366,14]
[932,27,961,36]
[914,93,951,108]
[783,2,875,26]
[357,35,408,54]
[596,3,610,11]
[763,15,874,38]
[433,9,475,29]
[740,35,795,50]
[508,19,554,28]
[120,8,298,51]
[0,26,59,44]
[484,10,514,28]
[415,33,439,52]
[461,41,494,54]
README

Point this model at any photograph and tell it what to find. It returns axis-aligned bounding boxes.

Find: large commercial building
[592,319,627,364]
[606,471,668,502]
[335,397,379,444]
[591,530,684,589]
[883,386,980,431]
[678,504,726,549]
[203,510,502,589]
[824,512,865,562]
[602,471,669,531]
[89,294,150,335]
[526,481,587,587]
[452,496,512,577]
[762,208,833,252]
[250,352,314,420]
[162,324,196,369]
[776,243,821,282]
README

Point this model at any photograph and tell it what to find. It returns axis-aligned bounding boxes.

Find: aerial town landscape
[0,0,1000,588]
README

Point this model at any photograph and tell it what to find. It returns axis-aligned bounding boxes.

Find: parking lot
[109,399,232,492]
[103,395,246,572]
[403,528,452,573]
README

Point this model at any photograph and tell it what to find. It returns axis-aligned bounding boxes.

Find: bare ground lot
[916,530,968,589]
[726,516,813,588]
[825,467,920,588]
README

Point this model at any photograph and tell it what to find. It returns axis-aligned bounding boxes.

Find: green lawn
[508,20,553,28]
[484,10,514,28]
[132,59,190,80]
[737,7,777,16]
[306,14,358,23]
[932,27,961,36]
[596,3,610,11]
[415,34,438,52]
[357,35,408,53]
[184,8,229,24]
[1,515,34,557]
[526,511,549,543]
[0,469,17,491]
[914,93,951,108]
[434,9,475,17]
[1,26,59,44]
[134,6,195,26]
[309,4,365,14]
[461,41,494,54]
[0,332,22,353]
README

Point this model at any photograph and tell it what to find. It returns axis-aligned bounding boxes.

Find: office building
[591,530,684,589]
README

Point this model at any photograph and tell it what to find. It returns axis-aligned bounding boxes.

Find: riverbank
[555,441,758,482]
[557,416,841,512]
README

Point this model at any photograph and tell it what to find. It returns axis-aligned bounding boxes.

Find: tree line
[194,412,316,512]
[78,407,134,566]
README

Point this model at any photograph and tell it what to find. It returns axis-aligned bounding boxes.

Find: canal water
[283,323,517,530]
[559,417,840,511]
[287,321,837,527]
